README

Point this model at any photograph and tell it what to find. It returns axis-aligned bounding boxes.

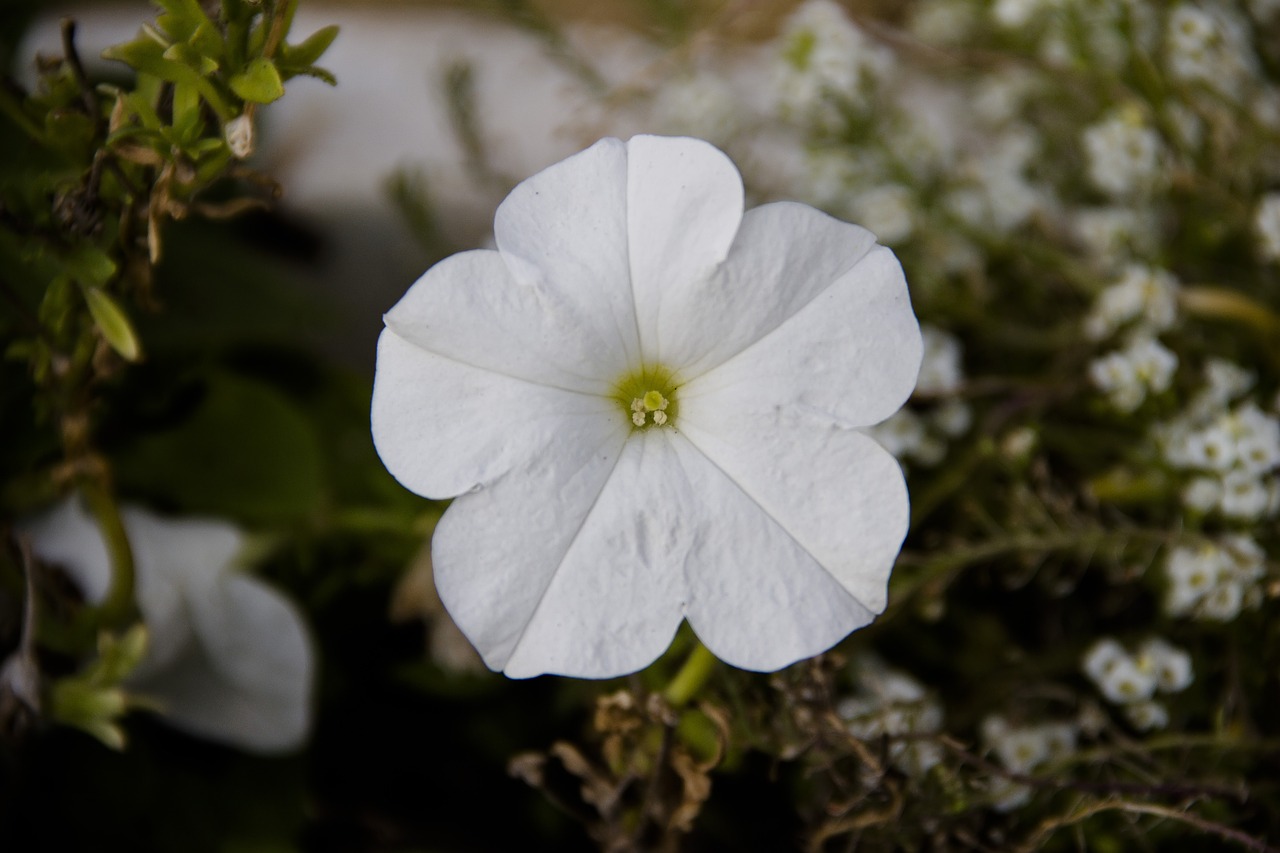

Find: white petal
[666,435,881,671]
[147,573,313,752]
[383,249,622,395]
[653,202,879,378]
[625,135,744,361]
[123,510,242,678]
[433,428,686,679]
[493,136,640,370]
[681,244,921,428]
[21,497,112,604]
[677,405,909,621]
[372,329,621,499]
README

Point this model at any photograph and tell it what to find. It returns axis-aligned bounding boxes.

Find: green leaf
[81,284,142,362]
[229,58,285,104]
[116,373,325,522]
[162,40,218,76]
[281,24,339,67]
[279,64,337,87]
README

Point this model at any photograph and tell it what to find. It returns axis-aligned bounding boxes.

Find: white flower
[1124,700,1169,731]
[23,498,314,753]
[1082,107,1164,197]
[1089,337,1177,412]
[916,325,965,396]
[1083,265,1180,341]
[1137,638,1194,693]
[771,0,892,123]
[371,136,922,678]
[1256,195,1280,262]
[850,184,915,244]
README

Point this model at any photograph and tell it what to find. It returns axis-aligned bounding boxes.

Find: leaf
[230,58,284,104]
[282,24,339,67]
[81,285,142,362]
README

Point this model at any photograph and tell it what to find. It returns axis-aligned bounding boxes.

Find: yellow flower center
[613,365,680,430]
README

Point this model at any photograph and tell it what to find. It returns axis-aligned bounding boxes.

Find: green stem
[663,640,718,707]
[81,481,136,629]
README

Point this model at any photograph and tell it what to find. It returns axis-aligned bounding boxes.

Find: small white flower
[1082,107,1164,197]
[1257,195,1280,262]
[372,136,922,678]
[931,399,972,438]
[1137,637,1194,693]
[1083,265,1180,341]
[23,498,314,753]
[1181,476,1221,513]
[1218,469,1269,520]
[1089,337,1177,412]
[850,184,915,244]
[916,325,965,396]
[1124,700,1169,731]
[1164,545,1218,616]
[1083,638,1128,684]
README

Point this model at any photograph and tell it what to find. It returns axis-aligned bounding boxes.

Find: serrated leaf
[81,285,142,362]
[229,58,285,104]
[282,24,339,67]
[278,64,337,87]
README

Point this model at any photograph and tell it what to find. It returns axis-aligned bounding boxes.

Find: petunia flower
[23,498,315,753]
[372,135,921,679]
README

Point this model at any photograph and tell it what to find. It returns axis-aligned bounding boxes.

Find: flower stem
[81,482,136,629]
[663,640,718,707]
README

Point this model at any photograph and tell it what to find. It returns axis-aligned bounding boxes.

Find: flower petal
[666,434,883,671]
[493,136,640,370]
[21,497,113,604]
[433,428,685,678]
[372,328,621,499]
[625,135,744,362]
[123,509,242,678]
[680,243,921,428]
[652,201,879,379]
[676,404,909,624]
[384,249,622,395]
[151,572,313,753]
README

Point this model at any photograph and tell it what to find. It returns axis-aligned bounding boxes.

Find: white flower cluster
[1082,637,1193,731]
[1083,265,1180,341]
[865,325,971,468]
[1082,106,1164,197]
[771,0,893,125]
[1157,363,1280,521]
[980,716,1077,811]
[1088,336,1178,413]
[1164,4,1258,98]
[1163,536,1267,622]
[838,657,944,777]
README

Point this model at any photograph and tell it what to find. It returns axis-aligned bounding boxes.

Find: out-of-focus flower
[1083,265,1180,341]
[1254,194,1280,262]
[1082,637,1193,731]
[371,135,922,678]
[1089,337,1177,412]
[1082,106,1164,197]
[24,498,315,753]
[981,716,1077,811]
[838,656,943,776]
